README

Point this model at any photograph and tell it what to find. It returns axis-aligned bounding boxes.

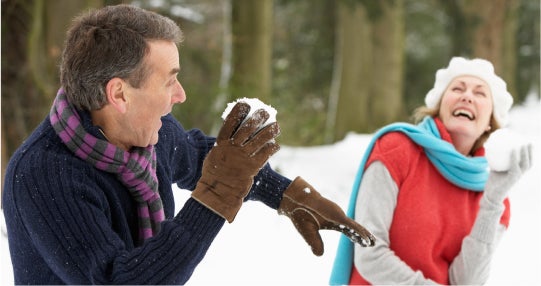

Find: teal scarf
[329,116,488,285]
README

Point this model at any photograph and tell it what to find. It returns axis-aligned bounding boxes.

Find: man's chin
[135,136,159,148]
[150,134,160,146]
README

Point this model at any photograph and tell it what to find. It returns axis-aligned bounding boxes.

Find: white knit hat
[425,57,513,126]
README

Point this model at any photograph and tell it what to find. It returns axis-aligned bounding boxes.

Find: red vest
[350,119,510,285]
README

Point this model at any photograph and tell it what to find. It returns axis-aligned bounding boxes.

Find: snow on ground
[1,95,539,284]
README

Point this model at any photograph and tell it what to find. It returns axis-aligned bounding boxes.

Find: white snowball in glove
[485,128,529,172]
[221,97,277,130]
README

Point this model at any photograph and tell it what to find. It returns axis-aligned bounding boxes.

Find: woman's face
[439,76,493,153]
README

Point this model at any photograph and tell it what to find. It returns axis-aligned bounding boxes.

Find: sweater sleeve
[353,161,438,285]
[448,198,508,284]
[3,124,225,284]
[157,115,215,190]
[245,163,292,209]
[5,163,225,284]
[159,114,291,208]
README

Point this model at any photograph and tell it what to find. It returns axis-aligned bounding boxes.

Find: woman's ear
[105,77,128,113]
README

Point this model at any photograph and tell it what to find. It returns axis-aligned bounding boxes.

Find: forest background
[1,0,540,198]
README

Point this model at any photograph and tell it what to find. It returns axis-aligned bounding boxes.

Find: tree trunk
[230,0,273,102]
[326,0,405,142]
[211,0,233,135]
[326,2,372,143]
[1,0,102,205]
[2,0,42,205]
[449,0,519,101]
[370,0,405,128]
[463,0,507,69]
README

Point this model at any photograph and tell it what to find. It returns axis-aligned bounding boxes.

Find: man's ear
[105,77,128,113]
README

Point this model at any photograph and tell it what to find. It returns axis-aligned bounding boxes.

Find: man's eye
[167,79,177,86]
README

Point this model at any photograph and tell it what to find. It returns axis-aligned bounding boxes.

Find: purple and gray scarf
[49,89,164,244]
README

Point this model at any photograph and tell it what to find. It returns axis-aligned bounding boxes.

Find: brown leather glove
[192,102,280,222]
[278,177,376,256]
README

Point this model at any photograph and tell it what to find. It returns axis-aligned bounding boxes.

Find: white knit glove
[468,143,533,245]
[483,144,533,206]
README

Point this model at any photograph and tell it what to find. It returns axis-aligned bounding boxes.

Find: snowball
[485,128,529,172]
[221,98,277,129]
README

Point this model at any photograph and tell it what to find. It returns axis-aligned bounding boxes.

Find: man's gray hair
[60,4,183,110]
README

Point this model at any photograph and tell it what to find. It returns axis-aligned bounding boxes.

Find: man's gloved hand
[484,144,533,206]
[192,102,280,223]
[278,177,376,256]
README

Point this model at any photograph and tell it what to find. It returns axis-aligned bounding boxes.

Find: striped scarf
[329,116,489,285]
[49,89,164,244]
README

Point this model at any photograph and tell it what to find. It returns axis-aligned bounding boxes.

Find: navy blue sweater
[3,110,291,284]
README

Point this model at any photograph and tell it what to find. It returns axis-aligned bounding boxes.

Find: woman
[329,57,532,285]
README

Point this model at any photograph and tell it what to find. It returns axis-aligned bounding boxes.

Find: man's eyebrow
[170,67,181,75]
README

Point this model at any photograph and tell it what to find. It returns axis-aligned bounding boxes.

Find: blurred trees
[272,0,336,144]
[404,0,539,113]
[1,0,106,203]
[230,0,273,103]
[516,0,540,102]
[441,0,520,101]
[326,0,405,142]
[1,0,539,188]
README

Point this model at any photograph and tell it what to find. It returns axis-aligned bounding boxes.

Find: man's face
[123,40,186,148]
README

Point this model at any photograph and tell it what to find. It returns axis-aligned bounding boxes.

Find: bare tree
[326,0,405,143]
[464,0,520,100]
[230,0,273,102]
[1,0,103,206]
[441,0,520,100]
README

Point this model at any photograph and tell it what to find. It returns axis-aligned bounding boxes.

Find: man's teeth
[453,109,474,120]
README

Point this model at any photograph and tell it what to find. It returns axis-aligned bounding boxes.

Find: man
[2,4,374,284]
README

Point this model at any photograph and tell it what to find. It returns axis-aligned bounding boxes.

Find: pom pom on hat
[424,57,513,126]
